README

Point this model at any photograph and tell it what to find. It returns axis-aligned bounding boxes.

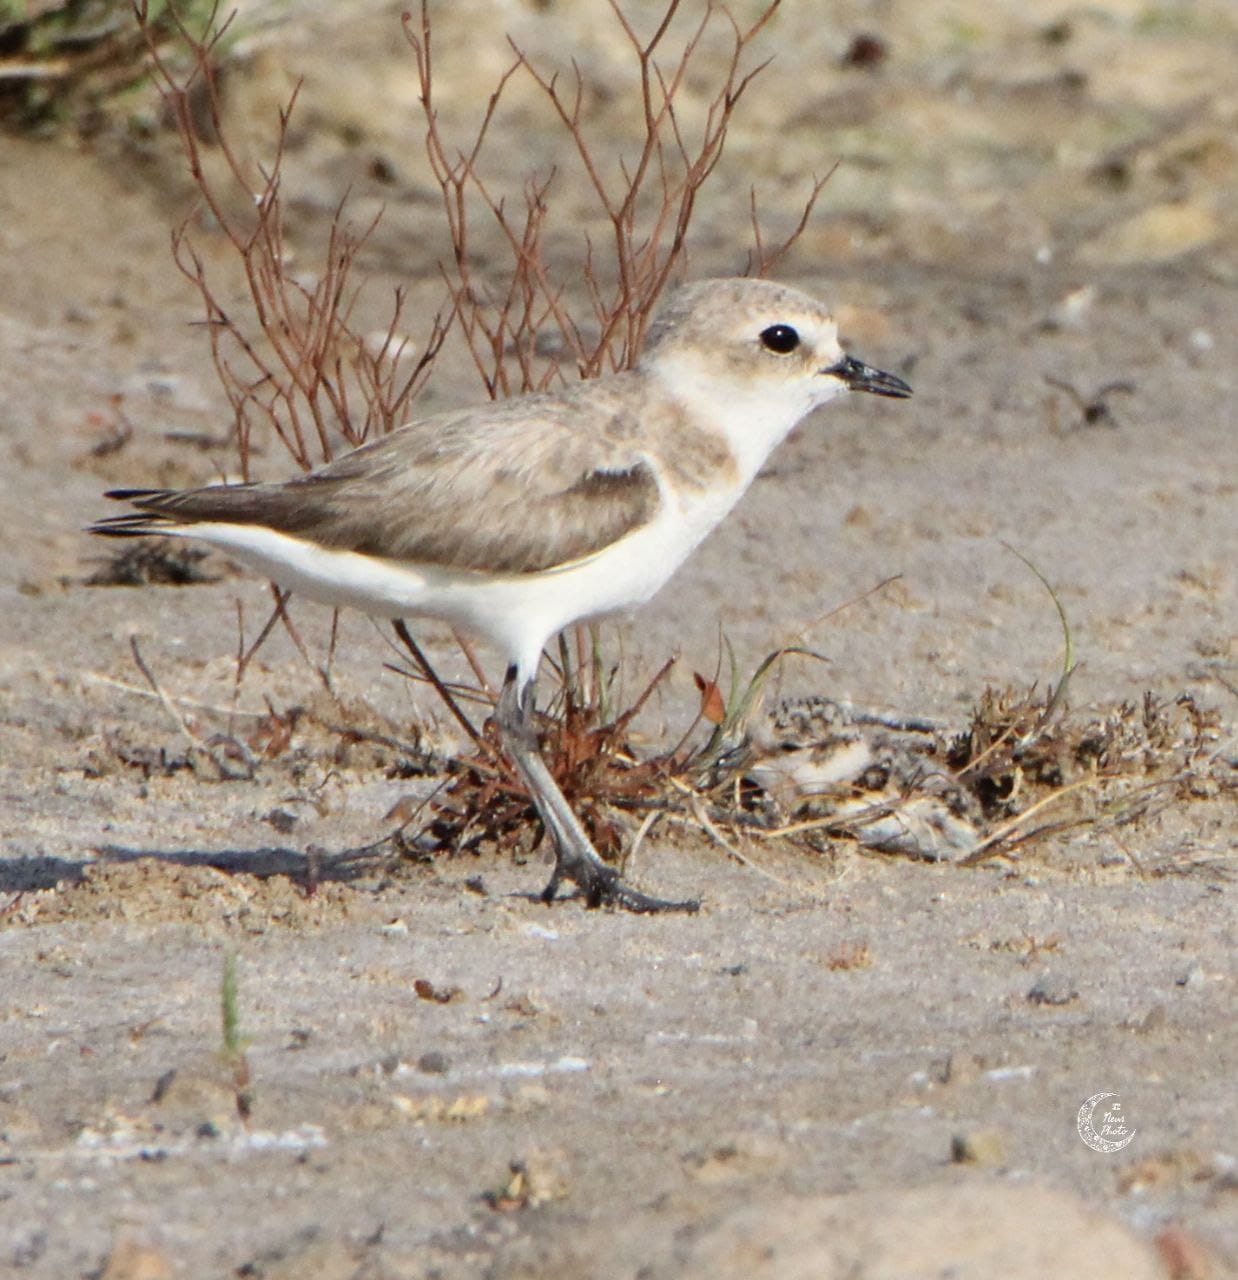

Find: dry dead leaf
[414,977,461,1004]
[693,671,726,725]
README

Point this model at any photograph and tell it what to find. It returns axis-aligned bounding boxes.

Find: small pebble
[1042,283,1096,330]
[840,33,888,69]
[940,1052,983,1085]
[1132,1005,1167,1034]
[1027,973,1079,1006]
[265,808,297,834]
[951,1129,1006,1166]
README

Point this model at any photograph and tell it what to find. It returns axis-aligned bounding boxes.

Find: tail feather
[89,488,182,538]
[88,511,181,538]
[102,487,173,502]
[88,484,270,538]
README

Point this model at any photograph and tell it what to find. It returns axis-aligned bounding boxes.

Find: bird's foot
[540,856,699,915]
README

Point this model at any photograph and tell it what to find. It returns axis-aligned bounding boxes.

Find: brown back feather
[122,381,663,575]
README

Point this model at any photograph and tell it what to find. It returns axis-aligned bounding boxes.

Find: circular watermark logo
[1077,1092,1137,1153]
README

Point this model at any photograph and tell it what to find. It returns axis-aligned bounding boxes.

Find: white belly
[174,481,742,679]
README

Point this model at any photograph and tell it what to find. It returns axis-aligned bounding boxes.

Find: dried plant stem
[86,673,270,719]
[663,777,790,887]
[1000,541,1077,731]
[392,620,495,760]
[129,635,204,753]
[622,809,664,875]
[451,630,493,697]
[747,164,836,277]
[404,0,799,395]
[959,776,1102,865]
[266,586,333,694]
[128,636,251,779]
[234,594,283,686]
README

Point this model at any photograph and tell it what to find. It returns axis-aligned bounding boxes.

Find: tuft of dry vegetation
[0,0,188,132]
[950,688,1231,866]
[714,684,1233,874]
[136,1,449,479]
[398,663,1233,880]
[84,538,217,586]
[409,657,683,867]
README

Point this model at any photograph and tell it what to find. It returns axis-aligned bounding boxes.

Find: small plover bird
[92,278,911,912]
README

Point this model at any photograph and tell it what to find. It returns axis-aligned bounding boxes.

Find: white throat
[649,351,838,484]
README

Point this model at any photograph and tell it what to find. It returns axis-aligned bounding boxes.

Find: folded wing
[91,385,662,576]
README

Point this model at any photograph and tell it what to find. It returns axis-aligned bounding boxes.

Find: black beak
[824,354,912,399]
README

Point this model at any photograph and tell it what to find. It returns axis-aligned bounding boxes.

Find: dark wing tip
[102,488,171,503]
[91,489,187,536]
[87,512,177,538]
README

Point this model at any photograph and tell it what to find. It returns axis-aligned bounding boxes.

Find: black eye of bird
[759,324,801,355]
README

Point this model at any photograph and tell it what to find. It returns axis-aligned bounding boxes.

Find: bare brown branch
[136,2,443,477]
[404,0,797,389]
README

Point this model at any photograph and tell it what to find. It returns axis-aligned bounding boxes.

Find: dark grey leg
[496,667,699,913]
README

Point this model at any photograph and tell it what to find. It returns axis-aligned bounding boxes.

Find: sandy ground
[1,2,1236,1276]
